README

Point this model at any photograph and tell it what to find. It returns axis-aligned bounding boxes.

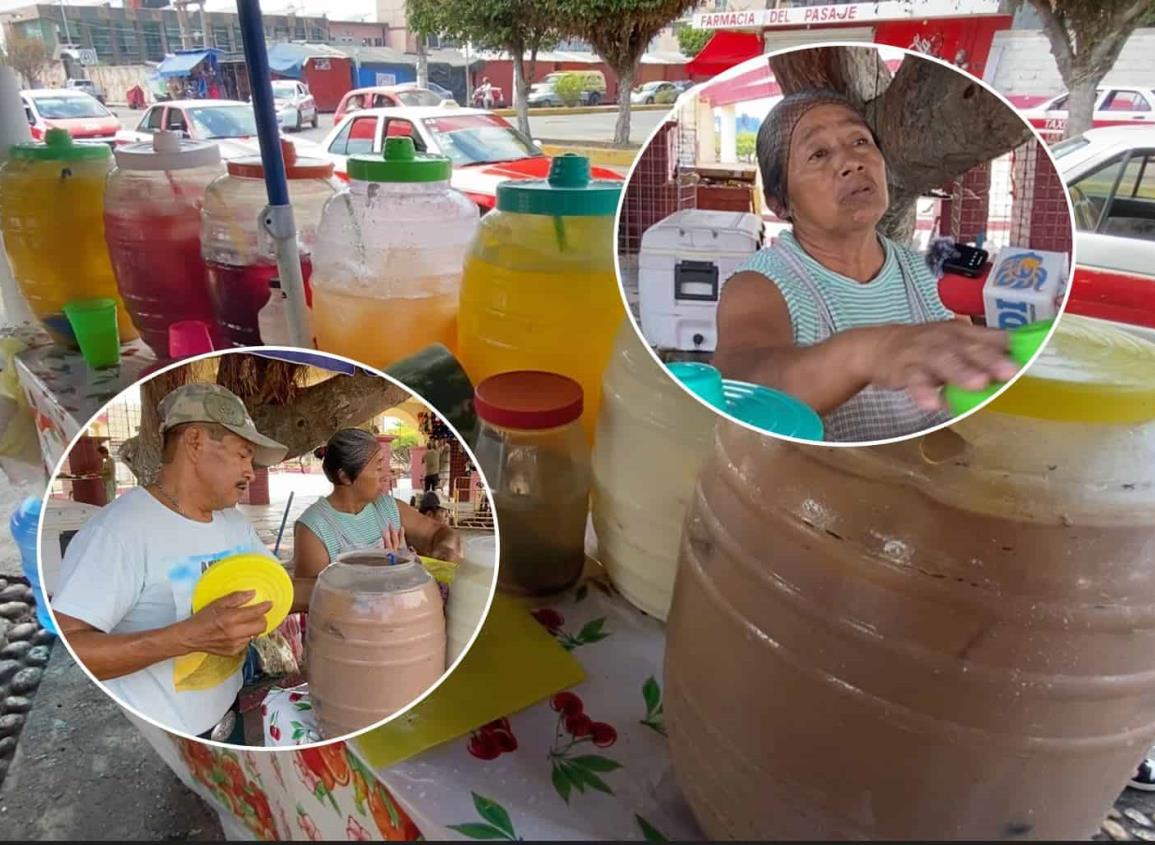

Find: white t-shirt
[52,487,273,736]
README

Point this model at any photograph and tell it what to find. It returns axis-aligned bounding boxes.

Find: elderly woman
[289,429,461,611]
[715,89,1019,442]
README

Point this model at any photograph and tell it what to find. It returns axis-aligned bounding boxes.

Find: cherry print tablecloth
[130,573,706,841]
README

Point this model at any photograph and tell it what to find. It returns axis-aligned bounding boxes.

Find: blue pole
[235,0,312,346]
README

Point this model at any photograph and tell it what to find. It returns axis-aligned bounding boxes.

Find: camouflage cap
[158,383,288,467]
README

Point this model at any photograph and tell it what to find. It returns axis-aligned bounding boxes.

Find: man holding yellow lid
[52,383,289,744]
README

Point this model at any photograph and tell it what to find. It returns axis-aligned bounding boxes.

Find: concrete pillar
[696,96,716,165]
[719,103,738,163]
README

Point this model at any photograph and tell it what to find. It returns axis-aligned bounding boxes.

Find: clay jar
[307,557,446,738]
[665,375,1155,840]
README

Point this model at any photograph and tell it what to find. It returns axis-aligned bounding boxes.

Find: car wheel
[310,111,318,129]
[645,96,654,105]
[294,110,303,132]
[589,92,601,106]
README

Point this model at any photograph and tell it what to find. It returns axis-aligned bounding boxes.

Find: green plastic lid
[943,318,1056,415]
[723,380,825,442]
[347,137,451,183]
[496,154,622,216]
[10,128,112,162]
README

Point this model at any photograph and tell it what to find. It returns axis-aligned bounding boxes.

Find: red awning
[687,31,762,79]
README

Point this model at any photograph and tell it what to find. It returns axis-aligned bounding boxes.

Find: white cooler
[637,209,763,352]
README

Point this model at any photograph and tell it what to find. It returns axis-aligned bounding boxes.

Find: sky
[0,0,377,21]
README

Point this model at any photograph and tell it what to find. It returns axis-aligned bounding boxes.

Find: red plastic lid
[474,371,584,430]
[227,138,334,179]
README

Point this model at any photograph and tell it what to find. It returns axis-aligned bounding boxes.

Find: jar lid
[723,380,825,441]
[227,137,334,179]
[474,371,584,430]
[495,154,622,217]
[9,127,111,162]
[347,137,452,183]
[113,130,221,171]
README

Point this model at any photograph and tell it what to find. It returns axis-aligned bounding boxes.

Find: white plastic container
[445,534,497,664]
[591,321,717,619]
[983,246,1069,330]
[638,209,762,352]
[311,137,479,368]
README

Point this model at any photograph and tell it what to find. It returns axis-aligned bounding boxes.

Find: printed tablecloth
[132,572,706,840]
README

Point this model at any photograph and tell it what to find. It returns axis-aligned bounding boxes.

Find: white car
[1056,125,1155,330]
[115,99,320,159]
[318,105,619,209]
[21,88,121,143]
[630,80,679,105]
[1020,86,1155,141]
[272,79,318,131]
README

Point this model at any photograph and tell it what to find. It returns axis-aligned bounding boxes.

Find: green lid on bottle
[346,137,451,183]
[496,154,622,216]
[944,318,1058,416]
[10,128,112,162]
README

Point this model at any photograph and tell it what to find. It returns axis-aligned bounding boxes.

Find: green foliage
[554,73,584,106]
[390,424,421,449]
[407,0,564,55]
[676,25,712,58]
[736,130,756,162]
[654,86,678,104]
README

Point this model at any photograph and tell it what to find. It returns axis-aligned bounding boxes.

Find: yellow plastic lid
[987,315,1155,424]
[191,552,293,635]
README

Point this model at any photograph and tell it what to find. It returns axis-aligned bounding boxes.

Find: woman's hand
[384,522,409,553]
[865,321,1020,411]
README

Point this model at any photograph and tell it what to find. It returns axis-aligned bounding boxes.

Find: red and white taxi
[1058,125,1155,330]
[1020,86,1155,142]
[319,106,623,209]
[21,89,121,143]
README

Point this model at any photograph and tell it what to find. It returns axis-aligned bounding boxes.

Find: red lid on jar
[474,371,584,430]
[227,138,334,179]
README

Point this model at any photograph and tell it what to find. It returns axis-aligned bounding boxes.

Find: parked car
[1056,125,1155,329]
[333,84,455,125]
[424,81,457,104]
[319,105,622,209]
[66,78,105,104]
[115,99,320,159]
[271,79,318,131]
[1019,86,1155,141]
[529,71,608,107]
[21,89,121,143]
[631,80,679,105]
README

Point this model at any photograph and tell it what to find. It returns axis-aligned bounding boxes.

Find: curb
[538,143,639,167]
[493,103,671,117]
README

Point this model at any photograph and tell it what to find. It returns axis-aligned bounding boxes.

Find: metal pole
[236,0,312,348]
[58,0,72,46]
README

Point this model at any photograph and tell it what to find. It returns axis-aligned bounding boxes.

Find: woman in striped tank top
[714,89,1021,443]
[288,428,462,612]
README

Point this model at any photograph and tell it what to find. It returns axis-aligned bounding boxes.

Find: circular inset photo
[617,43,1076,445]
[37,347,497,748]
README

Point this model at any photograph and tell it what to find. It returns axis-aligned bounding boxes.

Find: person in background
[52,384,288,743]
[98,444,116,503]
[423,443,441,492]
[714,89,1019,443]
[290,429,461,612]
[1131,756,1155,792]
[419,490,450,525]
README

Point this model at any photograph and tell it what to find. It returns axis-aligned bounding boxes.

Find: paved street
[110,104,668,149]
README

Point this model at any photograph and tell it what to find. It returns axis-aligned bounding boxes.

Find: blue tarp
[157,49,221,78]
[354,64,416,89]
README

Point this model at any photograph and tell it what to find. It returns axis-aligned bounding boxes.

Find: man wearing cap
[713,88,1020,442]
[52,384,289,743]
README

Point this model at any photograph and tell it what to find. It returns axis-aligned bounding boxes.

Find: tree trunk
[770,46,1033,242]
[416,35,428,88]
[1063,77,1098,139]
[513,48,531,138]
[613,63,636,146]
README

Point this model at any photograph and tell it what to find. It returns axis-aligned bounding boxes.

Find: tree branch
[1027,0,1075,79]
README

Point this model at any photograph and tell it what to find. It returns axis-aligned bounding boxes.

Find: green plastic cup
[63,298,121,369]
[667,361,727,410]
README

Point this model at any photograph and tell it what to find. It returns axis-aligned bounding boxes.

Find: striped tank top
[296,495,403,564]
[738,230,953,345]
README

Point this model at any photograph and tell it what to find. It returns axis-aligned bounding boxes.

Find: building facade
[0,3,330,66]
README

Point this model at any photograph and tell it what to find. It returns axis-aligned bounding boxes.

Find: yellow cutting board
[355,592,585,769]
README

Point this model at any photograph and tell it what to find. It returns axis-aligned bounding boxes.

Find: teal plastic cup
[667,361,727,410]
[63,298,121,369]
[723,380,825,442]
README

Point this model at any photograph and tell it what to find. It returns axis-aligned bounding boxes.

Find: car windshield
[31,94,109,119]
[187,105,257,139]
[423,114,540,165]
[1051,136,1091,160]
[396,89,444,107]
[271,82,297,101]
